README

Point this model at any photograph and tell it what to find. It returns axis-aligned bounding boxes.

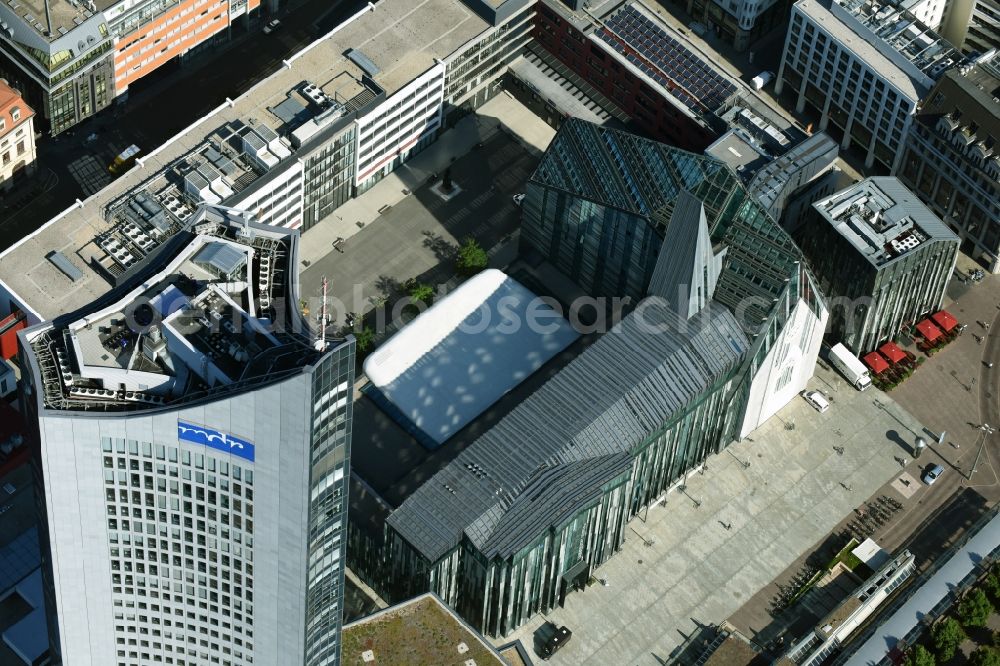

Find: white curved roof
[363,269,580,447]
[365,268,508,387]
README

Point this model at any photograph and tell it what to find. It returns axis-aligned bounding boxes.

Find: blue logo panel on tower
[177,422,255,462]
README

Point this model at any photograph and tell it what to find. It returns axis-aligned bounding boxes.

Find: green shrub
[933,617,965,661]
[355,326,376,353]
[407,282,435,304]
[455,238,489,275]
[906,645,936,666]
[971,647,1000,666]
[959,589,994,628]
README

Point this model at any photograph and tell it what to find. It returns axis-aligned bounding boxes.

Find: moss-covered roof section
[341,593,506,666]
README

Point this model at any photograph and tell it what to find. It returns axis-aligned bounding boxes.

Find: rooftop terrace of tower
[20,208,329,413]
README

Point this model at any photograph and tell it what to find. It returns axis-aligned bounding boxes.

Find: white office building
[354,62,446,192]
[17,208,355,666]
[775,0,965,171]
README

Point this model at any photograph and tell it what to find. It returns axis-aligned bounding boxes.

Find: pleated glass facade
[451,373,746,637]
[521,119,747,303]
[350,119,824,639]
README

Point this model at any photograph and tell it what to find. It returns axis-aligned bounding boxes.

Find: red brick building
[532,1,723,151]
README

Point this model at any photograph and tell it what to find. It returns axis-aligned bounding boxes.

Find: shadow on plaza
[667,618,737,666]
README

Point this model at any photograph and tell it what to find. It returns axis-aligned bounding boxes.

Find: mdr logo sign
[177,422,255,462]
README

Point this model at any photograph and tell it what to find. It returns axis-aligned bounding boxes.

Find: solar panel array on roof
[598,4,736,113]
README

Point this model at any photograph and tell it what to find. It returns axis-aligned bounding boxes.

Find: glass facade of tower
[100,437,258,664]
[304,346,356,666]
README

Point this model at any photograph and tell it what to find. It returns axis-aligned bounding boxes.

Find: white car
[922,464,944,485]
[263,19,281,34]
[801,390,830,413]
[512,193,526,206]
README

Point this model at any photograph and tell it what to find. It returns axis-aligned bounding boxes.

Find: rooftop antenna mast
[315,276,329,352]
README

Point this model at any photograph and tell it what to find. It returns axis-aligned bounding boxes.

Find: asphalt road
[0,0,367,251]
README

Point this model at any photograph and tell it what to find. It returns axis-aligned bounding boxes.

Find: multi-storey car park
[17,206,356,666]
[346,119,830,639]
[775,0,967,171]
[895,51,1000,272]
[0,0,263,134]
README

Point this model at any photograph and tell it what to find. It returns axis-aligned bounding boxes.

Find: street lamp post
[969,423,996,480]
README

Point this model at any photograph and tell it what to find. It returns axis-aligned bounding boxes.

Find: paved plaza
[298,94,556,330]
[500,364,926,666]
[300,131,536,329]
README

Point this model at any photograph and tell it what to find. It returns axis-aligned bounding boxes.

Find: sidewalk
[298,92,555,267]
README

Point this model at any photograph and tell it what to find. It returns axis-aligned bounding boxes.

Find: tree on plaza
[456,238,488,275]
[971,647,1000,666]
[408,282,435,305]
[932,617,965,661]
[959,589,994,628]
[986,570,1000,601]
[905,645,936,666]
[442,167,453,193]
[355,326,376,353]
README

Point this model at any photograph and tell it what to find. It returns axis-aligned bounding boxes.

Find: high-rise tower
[18,207,354,666]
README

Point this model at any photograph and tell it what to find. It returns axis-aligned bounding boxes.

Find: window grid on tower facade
[102,436,255,666]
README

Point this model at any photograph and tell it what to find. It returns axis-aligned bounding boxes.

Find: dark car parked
[541,625,572,659]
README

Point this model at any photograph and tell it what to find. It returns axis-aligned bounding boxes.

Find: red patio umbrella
[879,342,907,364]
[863,351,890,374]
[931,310,958,332]
[916,319,943,342]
